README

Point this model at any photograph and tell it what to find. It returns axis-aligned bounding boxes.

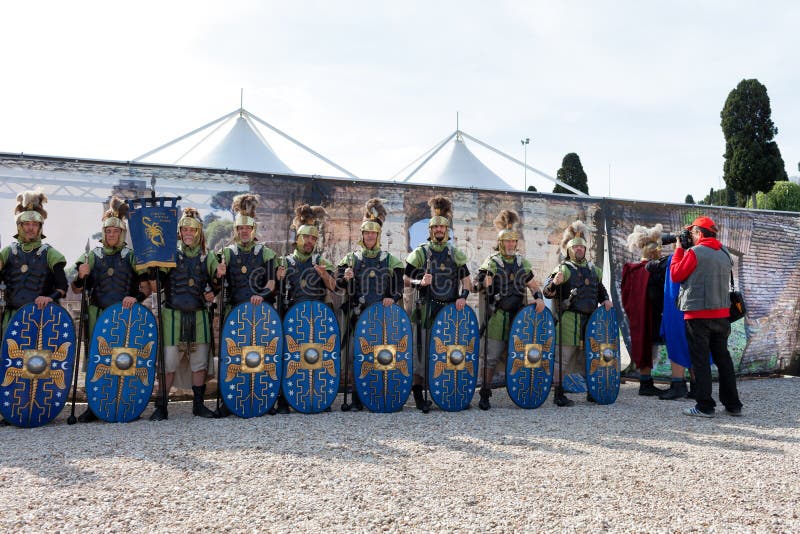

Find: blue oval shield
[506,304,556,409]
[428,303,479,412]
[354,303,413,413]
[86,303,158,422]
[585,307,621,405]
[0,303,76,428]
[282,301,340,413]
[220,302,283,418]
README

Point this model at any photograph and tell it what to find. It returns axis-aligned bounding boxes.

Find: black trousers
[685,318,743,413]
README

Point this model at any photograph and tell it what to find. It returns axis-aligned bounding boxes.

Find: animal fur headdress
[626,223,663,259]
[560,220,590,258]
[179,207,205,250]
[428,196,452,228]
[14,189,48,240]
[100,196,130,246]
[494,209,520,243]
[232,193,260,227]
[359,198,387,250]
[292,204,327,244]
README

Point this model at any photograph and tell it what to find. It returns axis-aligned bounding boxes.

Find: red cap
[685,216,718,233]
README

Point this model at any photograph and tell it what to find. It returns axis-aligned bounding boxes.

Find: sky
[2,0,799,209]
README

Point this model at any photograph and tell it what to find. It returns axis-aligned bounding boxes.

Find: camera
[679,229,693,249]
[661,233,677,245]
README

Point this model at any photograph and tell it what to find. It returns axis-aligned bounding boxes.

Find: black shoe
[215,403,232,418]
[350,390,364,412]
[638,378,666,396]
[586,392,596,403]
[658,381,688,400]
[77,407,99,423]
[412,385,432,411]
[553,386,574,407]
[276,395,290,414]
[0,418,10,427]
[192,385,216,418]
[686,382,697,399]
[478,388,491,410]
[149,404,168,421]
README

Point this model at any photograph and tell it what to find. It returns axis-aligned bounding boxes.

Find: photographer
[670,216,743,418]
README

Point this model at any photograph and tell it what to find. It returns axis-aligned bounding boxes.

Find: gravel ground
[2,377,799,533]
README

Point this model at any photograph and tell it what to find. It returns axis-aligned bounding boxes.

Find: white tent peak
[133,108,359,178]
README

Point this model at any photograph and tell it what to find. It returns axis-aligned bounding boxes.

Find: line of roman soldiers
[1,189,621,425]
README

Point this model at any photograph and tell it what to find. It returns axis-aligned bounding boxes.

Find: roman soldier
[335,198,405,411]
[274,203,337,414]
[215,193,277,417]
[543,220,612,407]
[404,196,472,410]
[475,209,545,410]
[148,208,220,421]
[72,196,149,422]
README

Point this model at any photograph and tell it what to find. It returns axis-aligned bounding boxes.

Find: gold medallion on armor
[188,279,195,287]
[585,278,590,285]
[20,264,29,273]
[439,263,445,270]
[107,268,114,277]
[369,271,376,278]
[509,273,515,280]
[241,266,247,274]
[300,280,307,288]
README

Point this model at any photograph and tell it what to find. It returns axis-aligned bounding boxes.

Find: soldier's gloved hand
[314,264,328,277]
[78,263,90,279]
[122,296,137,309]
[344,267,354,280]
[534,298,545,313]
[276,266,286,281]
[34,295,53,309]
[216,262,227,278]
[553,271,564,285]
[602,300,613,311]
[382,297,394,307]
[420,273,432,287]
[455,297,467,311]
[251,294,264,306]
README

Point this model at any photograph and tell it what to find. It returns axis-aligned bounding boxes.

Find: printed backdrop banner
[127,198,178,269]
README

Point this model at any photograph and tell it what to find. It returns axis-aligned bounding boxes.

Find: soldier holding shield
[474,209,546,410]
[404,196,472,411]
[0,191,68,426]
[274,204,337,414]
[72,196,150,422]
[335,198,405,411]
[148,208,220,421]
[215,194,277,416]
[543,221,612,407]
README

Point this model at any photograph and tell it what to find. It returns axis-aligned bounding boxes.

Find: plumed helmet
[494,209,520,249]
[178,207,205,250]
[359,198,386,249]
[14,189,48,240]
[428,196,452,228]
[292,204,327,249]
[232,193,260,228]
[560,220,590,261]
[626,223,663,260]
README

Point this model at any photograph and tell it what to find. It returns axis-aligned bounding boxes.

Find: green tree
[527,185,537,192]
[553,153,588,194]
[205,219,233,252]
[721,79,787,209]
[748,181,800,212]
[684,194,695,204]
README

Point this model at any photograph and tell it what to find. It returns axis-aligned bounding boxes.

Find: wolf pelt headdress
[360,198,387,248]
[494,209,520,250]
[292,204,327,248]
[560,220,590,261]
[14,189,49,240]
[626,223,663,260]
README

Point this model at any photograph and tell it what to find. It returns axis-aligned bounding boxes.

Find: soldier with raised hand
[215,193,277,416]
[335,198,405,411]
[72,196,150,422]
[404,196,472,411]
[148,208,220,421]
[542,221,612,407]
[475,209,545,410]
[274,204,337,414]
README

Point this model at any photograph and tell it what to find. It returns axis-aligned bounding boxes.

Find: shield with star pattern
[505,304,555,409]
[427,303,479,412]
[282,300,340,414]
[585,307,621,405]
[0,303,76,428]
[354,303,413,413]
[86,303,158,422]
[220,302,283,418]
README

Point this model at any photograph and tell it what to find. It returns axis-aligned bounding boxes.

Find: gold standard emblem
[241,266,247,274]
[188,279,195,287]
[20,264,29,273]
[107,268,114,277]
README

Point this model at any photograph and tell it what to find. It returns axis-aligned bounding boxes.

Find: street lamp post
[521,138,530,191]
